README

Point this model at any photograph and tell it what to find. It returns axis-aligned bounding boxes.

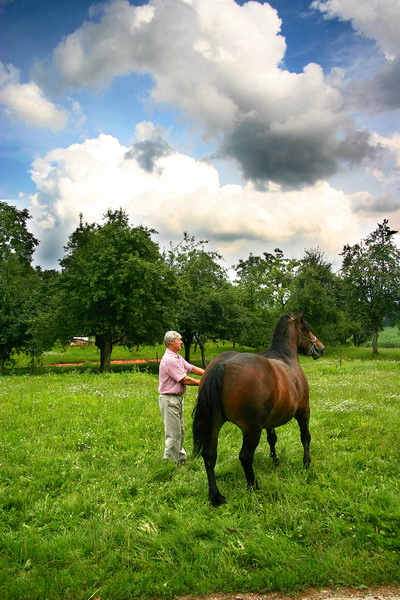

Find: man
[158,331,204,463]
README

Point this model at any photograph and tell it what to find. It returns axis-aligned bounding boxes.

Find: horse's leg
[295,409,311,468]
[202,420,227,506]
[266,428,279,465]
[239,429,262,489]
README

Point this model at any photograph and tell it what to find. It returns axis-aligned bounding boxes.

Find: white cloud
[36,0,377,188]
[312,0,400,60]
[27,129,365,268]
[0,62,68,130]
[352,190,400,213]
[365,131,400,185]
[375,132,400,171]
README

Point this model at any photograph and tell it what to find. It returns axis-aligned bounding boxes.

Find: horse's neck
[287,335,300,359]
[263,342,298,364]
[259,318,298,362]
[284,324,300,360]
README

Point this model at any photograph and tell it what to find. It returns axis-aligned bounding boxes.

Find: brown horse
[192,311,325,506]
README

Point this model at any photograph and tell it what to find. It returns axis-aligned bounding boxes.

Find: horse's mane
[259,314,294,363]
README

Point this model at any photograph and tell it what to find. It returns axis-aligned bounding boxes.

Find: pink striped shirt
[158,348,194,395]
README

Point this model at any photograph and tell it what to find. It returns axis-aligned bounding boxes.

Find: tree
[22,268,61,367]
[0,201,39,264]
[58,209,176,372]
[167,233,237,365]
[236,248,298,311]
[0,202,42,373]
[233,249,299,348]
[288,247,351,344]
[340,220,400,354]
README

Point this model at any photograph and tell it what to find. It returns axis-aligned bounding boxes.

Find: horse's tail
[192,362,227,458]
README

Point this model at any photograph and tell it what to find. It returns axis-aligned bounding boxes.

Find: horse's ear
[290,310,304,323]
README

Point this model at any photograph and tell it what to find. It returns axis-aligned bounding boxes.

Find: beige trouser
[158,394,187,463]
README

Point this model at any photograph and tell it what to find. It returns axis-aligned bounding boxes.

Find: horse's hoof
[247,480,260,491]
[210,493,228,507]
[271,455,280,466]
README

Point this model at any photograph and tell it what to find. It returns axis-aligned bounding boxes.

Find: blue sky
[1,0,399,269]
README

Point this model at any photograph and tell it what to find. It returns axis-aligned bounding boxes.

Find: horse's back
[221,353,308,431]
[207,351,238,368]
[199,351,238,389]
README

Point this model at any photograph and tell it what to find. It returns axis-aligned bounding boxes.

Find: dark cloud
[126,137,174,173]
[220,115,379,189]
[336,128,381,163]
[344,56,400,113]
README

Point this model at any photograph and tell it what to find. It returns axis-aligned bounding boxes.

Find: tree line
[1,201,400,374]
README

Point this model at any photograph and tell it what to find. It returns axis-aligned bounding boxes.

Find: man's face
[169,336,183,353]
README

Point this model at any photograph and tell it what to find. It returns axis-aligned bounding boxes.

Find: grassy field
[365,326,400,348]
[6,340,254,376]
[0,342,399,599]
[6,326,400,376]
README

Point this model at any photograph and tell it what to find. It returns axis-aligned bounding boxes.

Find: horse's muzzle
[312,342,325,359]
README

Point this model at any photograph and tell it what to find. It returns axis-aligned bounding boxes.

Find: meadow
[0,333,399,599]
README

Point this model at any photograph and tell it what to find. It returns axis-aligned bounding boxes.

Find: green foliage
[374,326,400,348]
[167,233,239,363]
[233,248,299,348]
[2,213,400,371]
[0,203,48,373]
[235,248,298,311]
[340,220,400,354]
[19,268,61,365]
[4,339,254,376]
[58,209,176,371]
[0,201,39,264]
[0,266,62,374]
[0,354,399,599]
[289,248,351,344]
[0,258,35,371]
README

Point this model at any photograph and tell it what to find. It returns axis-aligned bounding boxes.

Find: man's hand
[191,366,205,376]
[181,375,202,386]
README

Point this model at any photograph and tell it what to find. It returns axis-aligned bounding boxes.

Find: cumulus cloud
[0,62,68,130]
[366,132,400,185]
[27,128,364,268]
[381,133,400,172]
[311,0,400,127]
[125,122,175,173]
[221,107,380,188]
[353,191,400,213]
[312,0,400,60]
[35,0,378,188]
[339,55,400,115]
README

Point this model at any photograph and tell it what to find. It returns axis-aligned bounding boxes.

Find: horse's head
[291,311,325,360]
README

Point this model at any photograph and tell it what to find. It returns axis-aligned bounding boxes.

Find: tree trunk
[199,341,207,369]
[0,348,11,375]
[371,328,379,355]
[182,331,193,363]
[95,334,113,373]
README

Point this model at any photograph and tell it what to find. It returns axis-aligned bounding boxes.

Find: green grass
[7,327,400,375]
[0,349,399,600]
[368,326,400,348]
[7,340,253,376]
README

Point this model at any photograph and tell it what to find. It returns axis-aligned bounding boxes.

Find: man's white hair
[163,330,182,347]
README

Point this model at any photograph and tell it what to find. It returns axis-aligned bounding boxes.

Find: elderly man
[158,331,204,463]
